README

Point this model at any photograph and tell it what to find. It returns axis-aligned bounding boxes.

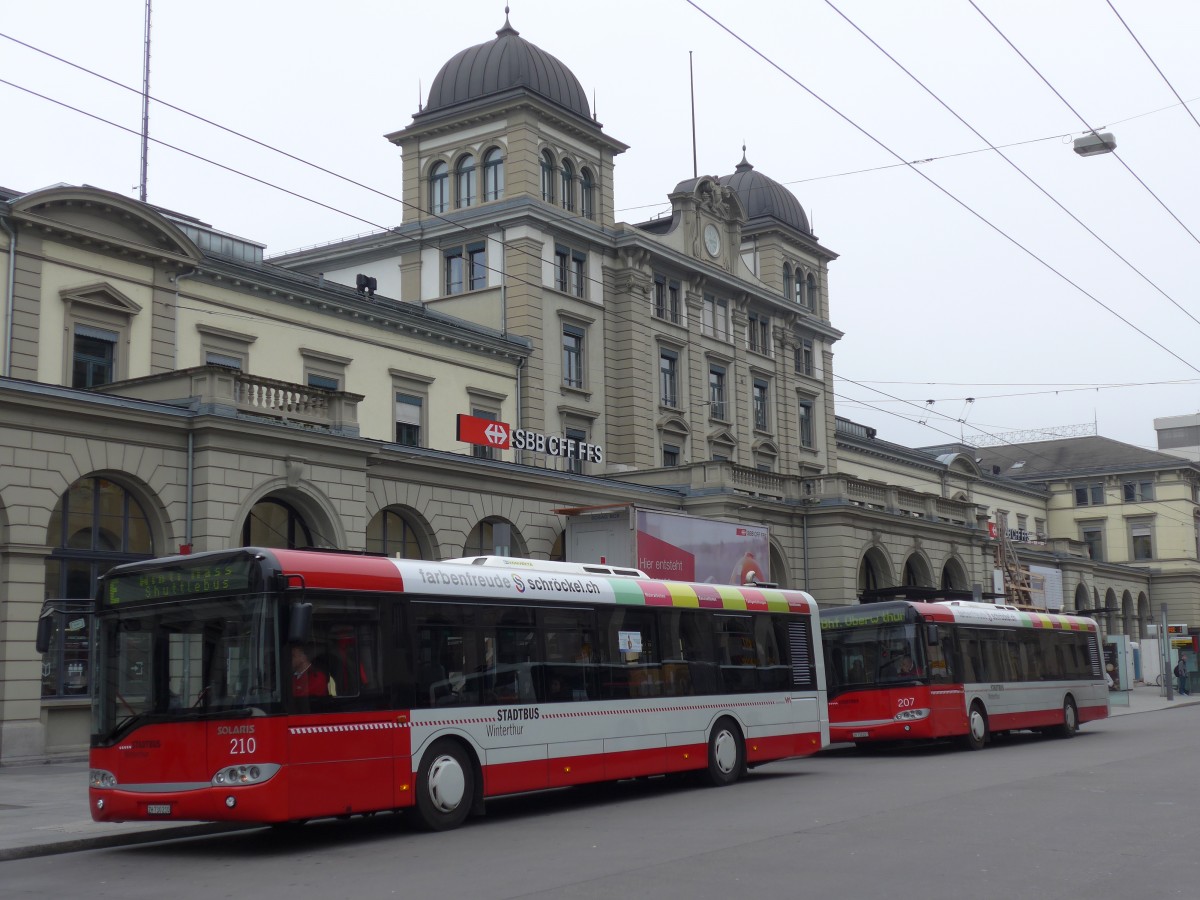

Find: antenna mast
[138,0,152,202]
[689,51,697,179]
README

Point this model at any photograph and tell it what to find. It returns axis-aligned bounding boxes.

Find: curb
[0,822,254,863]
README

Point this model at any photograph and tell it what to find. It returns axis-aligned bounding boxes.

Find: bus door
[286,600,392,820]
[923,622,968,736]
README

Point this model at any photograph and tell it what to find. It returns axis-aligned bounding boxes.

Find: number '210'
[229,737,257,755]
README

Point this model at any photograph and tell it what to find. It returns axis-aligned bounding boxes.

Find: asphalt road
[5,707,1198,900]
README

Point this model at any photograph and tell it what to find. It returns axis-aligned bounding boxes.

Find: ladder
[994,511,1034,607]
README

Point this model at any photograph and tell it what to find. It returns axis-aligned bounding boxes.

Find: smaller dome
[719,153,810,234]
[423,15,591,120]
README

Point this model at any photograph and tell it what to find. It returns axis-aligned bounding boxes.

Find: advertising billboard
[635,509,769,584]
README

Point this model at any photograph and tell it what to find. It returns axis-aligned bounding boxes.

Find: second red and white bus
[75,548,827,831]
[820,599,1109,750]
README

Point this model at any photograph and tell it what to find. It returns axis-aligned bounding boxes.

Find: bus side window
[599,608,660,699]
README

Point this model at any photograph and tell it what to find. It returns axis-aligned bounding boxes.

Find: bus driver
[292,644,332,697]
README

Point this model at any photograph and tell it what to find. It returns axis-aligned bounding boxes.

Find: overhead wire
[1104,0,1200,136]
[1,21,1192,462]
[836,375,1199,531]
[823,0,1200,332]
[968,0,1200,250]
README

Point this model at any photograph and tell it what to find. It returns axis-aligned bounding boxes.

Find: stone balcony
[95,365,364,436]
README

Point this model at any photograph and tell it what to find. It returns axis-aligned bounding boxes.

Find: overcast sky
[4,1,1200,454]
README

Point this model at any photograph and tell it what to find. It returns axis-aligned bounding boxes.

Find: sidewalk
[2,684,1197,862]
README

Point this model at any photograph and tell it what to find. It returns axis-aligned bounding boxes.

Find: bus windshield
[823,621,925,695]
[93,593,281,742]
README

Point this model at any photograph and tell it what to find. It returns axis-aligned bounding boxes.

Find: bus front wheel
[706,717,745,787]
[961,703,988,751]
[414,739,475,831]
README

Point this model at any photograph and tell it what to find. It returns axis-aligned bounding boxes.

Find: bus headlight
[211,763,280,786]
[90,769,118,789]
[894,708,930,722]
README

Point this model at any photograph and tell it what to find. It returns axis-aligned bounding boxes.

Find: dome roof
[423,15,590,120]
[719,154,810,234]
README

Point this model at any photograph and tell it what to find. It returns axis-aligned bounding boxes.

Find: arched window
[794,269,805,305]
[541,150,556,204]
[43,476,155,697]
[429,161,449,214]
[465,517,526,557]
[560,159,575,212]
[483,147,504,201]
[455,154,477,208]
[806,272,817,309]
[366,508,426,559]
[580,167,595,219]
[783,264,792,300]
[241,497,313,549]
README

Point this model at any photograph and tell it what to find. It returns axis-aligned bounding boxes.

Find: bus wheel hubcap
[428,755,466,813]
[971,713,985,741]
[713,731,736,773]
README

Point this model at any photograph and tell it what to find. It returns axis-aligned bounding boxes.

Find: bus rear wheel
[1054,697,1079,738]
[960,703,988,751]
[414,739,475,831]
[706,717,745,787]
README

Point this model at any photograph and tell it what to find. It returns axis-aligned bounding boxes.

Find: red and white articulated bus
[820,600,1109,750]
[77,548,827,831]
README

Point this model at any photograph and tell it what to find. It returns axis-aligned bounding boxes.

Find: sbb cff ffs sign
[456,414,604,464]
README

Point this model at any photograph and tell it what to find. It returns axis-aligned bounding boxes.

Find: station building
[0,13,1187,763]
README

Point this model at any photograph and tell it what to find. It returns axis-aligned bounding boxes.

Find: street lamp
[1073,131,1117,157]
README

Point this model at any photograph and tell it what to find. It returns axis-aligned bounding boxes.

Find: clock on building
[703,223,722,257]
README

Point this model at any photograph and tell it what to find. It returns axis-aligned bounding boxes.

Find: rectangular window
[1075,483,1105,506]
[653,275,679,322]
[555,245,587,297]
[444,247,464,295]
[468,243,487,291]
[1123,480,1154,502]
[660,349,678,408]
[709,365,727,420]
[395,393,422,447]
[798,400,814,448]
[204,351,243,370]
[1035,518,1046,540]
[795,338,814,377]
[753,378,769,430]
[72,326,118,388]
[662,444,680,467]
[445,243,486,294]
[562,325,585,389]
[554,246,569,292]
[566,427,587,475]
[748,313,770,354]
[1131,522,1153,561]
[1016,514,1028,531]
[307,373,339,391]
[1082,526,1104,562]
[703,295,729,341]
[472,409,497,460]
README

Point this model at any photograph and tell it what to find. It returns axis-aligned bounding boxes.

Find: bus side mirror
[35,611,55,655]
[288,602,313,645]
[926,624,939,647]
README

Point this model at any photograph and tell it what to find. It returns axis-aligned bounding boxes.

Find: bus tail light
[212,763,280,786]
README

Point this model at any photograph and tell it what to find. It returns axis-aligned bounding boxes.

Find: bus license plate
[146,804,172,816]
[852,731,869,738]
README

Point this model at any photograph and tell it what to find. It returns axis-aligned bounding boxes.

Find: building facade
[1,14,1192,763]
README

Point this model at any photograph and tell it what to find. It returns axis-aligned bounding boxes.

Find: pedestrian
[1175,655,1191,696]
